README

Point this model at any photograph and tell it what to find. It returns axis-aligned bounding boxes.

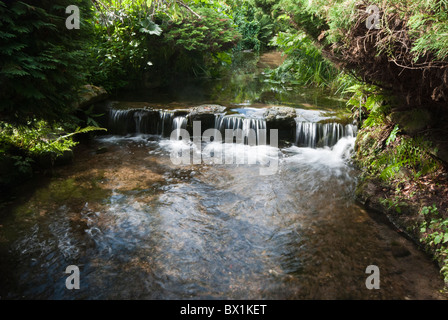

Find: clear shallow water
[1,51,447,300]
[0,135,446,299]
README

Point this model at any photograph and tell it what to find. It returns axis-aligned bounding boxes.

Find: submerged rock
[96,146,108,154]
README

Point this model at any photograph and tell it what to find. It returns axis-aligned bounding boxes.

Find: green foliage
[87,0,162,91]
[277,0,448,61]
[0,120,106,160]
[353,89,439,185]
[9,155,34,175]
[272,0,329,42]
[379,196,405,214]
[345,84,392,128]
[359,131,439,183]
[230,0,277,52]
[149,5,241,80]
[88,0,241,90]
[163,7,240,53]
[266,31,341,87]
[0,118,106,189]
[419,204,448,283]
[377,0,448,62]
[386,124,399,146]
[0,0,93,123]
[275,0,448,105]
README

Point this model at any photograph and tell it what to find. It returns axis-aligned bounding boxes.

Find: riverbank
[354,122,448,287]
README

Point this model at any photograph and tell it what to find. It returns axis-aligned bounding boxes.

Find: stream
[0,51,446,300]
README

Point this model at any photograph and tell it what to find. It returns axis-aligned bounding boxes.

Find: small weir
[107,106,357,148]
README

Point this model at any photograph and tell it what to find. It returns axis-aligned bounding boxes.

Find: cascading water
[172,116,187,140]
[295,119,358,148]
[108,108,180,137]
[108,108,160,135]
[158,111,174,137]
[3,102,447,300]
[134,110,149,134]
[108,107,358,150]
[3,43,447,300]
[108,109,133,135]
[214,114,267,145]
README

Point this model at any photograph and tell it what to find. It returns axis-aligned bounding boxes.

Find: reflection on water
[113,51,346,111]
[0,135,446,299]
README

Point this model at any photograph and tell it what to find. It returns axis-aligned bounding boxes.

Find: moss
[390,109,432,135]
[33,177,110,206]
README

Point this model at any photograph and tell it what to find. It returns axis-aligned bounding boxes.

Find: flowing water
[0,52,447,300]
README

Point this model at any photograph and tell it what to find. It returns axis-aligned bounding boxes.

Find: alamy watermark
[66,5,80,30]
[65,265,80,290]
[168,121,279,175]
[366,5,381,30]
[365,265,380,289]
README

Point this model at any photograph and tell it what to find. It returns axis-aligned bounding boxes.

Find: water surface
[0,135,446,299]
[0,51,446,300]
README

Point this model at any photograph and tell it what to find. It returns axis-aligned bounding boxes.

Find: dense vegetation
[1,0,448,285]
[272,0,448,283]
[0,0,272,189]
[0,0,92,123]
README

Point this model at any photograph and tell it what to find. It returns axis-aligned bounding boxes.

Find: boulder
[390,108,432,135]
[263,106,297,140]
[189,104,227,116]
[76,84,109,109]
[263,106,297,124]
[187,104,227,135]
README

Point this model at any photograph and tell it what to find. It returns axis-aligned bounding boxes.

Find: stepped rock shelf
[102,102,357,148]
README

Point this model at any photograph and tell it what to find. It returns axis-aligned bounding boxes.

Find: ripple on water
[0,134,446,299]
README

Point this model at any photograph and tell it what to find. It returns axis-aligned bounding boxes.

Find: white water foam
[284,136,355,168]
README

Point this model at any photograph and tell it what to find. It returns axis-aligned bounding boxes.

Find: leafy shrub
[87,1,162,91]
[231,0,276,52]
[266,31,341,87]
[88,1,241,90]
[419,204,448,283]
[0,121,105,160]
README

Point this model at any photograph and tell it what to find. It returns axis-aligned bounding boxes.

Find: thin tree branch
[176,0,201,19]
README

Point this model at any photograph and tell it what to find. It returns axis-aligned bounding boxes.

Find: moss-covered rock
[390,108,432,135]
[75,84,109,110]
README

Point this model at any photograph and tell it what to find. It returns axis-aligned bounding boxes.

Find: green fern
[0,0,93,123]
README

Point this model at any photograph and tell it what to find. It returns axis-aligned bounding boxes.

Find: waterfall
[214,115,267,145]
[158,111,174,137]
[172,116,187,140]
[107,107,357,147]
[134,110,148,134]
[108,108,161,135]
[295,119,357,148]
[108,109,135,135]
[108,108,180,136]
